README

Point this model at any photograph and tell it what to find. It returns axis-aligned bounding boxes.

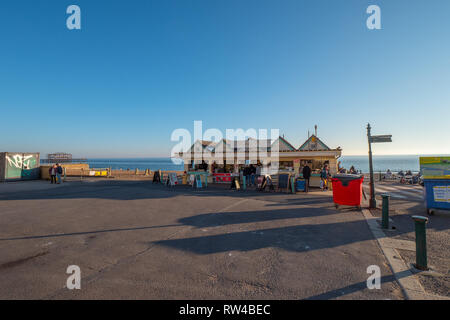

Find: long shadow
[0,224,180,241]
[389,200,450,233]
[0,181,315,202]
[0,181,180,201]
[178,206,338,229]
[263,196,335,207]
[0,207,337,241]
[152,219,391,255]
[304,272,408,300]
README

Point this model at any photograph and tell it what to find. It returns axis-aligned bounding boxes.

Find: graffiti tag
[6,154,35,170]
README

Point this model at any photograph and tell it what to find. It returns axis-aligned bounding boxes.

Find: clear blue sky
[1,0,449,157]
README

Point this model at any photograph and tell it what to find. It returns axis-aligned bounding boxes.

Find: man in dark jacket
[302,164,312,193]
[249,164,256,187]
[56,163,63,184]
[243,166,250,188]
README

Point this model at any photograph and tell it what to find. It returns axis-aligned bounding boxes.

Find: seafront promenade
[0,178,448,300]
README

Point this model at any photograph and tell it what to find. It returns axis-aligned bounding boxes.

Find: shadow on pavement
[152,219,390,255]
[0,207,337,241]
[0,181,326,202]
[304,273,406,300]
[178,206,338,228]
[0,224,181,241]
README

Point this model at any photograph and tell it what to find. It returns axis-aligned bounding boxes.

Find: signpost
[370,135,392,143]
[367,124,392,208]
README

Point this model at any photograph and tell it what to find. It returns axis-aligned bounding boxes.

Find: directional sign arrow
[370,135,392,143]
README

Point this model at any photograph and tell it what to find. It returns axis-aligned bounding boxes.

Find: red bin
[331,174,364,208]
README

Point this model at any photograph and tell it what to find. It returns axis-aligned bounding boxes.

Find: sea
[87,155,449,173]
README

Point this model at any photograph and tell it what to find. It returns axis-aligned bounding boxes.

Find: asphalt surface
[363,182,424,202]
[0,180,403,299]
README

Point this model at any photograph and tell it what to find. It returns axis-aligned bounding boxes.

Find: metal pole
[367,123,377,208]
[381,194,390,229]
[412,216,429,270]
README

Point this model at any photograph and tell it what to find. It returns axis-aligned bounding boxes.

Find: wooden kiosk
[177,132,342,189]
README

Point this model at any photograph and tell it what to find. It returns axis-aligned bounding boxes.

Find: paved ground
[0,179,406,299]
[0,180,65,193]
[363,181,450,298]
[363,181,424,202]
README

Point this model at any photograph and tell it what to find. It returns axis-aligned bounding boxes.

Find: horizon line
[76,153,450,159]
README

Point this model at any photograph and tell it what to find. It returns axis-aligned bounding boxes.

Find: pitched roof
[298,135,331,151]
[271,136,296,152]
[187,140,216,153]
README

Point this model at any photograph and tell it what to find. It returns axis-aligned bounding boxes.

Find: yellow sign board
[420,157,450,179]
[95,170,108,177]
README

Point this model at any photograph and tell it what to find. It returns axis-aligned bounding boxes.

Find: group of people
[243,164,260,187]
[232,162,333,193]
[388,169,420,184]
[300,163,331,192]
[338,165,358,174]
[49,163,64,184]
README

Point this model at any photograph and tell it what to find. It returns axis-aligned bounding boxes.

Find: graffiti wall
[0,153,40,181]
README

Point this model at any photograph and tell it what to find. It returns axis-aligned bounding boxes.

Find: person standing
[320,165,330,191]
[243,166,250,188]
[256,163,262,177]
[56,163,63,184]
[152,170,161,184]
[255,163,262,187]
[49,164,57,184]
[249,164,256,187]
[302,164,311,193]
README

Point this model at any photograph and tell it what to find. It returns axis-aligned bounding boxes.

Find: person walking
[49,164,57,184]
[302,164,311,193]
[56,163,63,184]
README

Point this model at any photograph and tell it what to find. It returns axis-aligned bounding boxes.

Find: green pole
[367,123,377,208]
[381,194,390,229]
[291,176,296,193]
[243,175,246,190]
[412,215,429,270]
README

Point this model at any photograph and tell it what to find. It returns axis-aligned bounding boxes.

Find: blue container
[296,179,306,192]
[424,179,450,214]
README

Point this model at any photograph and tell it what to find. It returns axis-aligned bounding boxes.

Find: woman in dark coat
[49,164,57,184]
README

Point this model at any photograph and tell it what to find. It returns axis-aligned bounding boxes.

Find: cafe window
[279,161,294,170]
